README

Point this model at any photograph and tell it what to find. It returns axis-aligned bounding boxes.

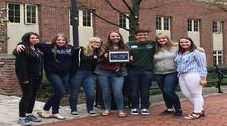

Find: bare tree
[206,0,227,12]
[76,0,178,40]
[77,0,142,40]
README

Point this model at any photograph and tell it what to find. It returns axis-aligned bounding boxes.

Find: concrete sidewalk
[0,86,226,126]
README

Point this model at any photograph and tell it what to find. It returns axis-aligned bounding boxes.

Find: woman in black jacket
[15,32,44,126]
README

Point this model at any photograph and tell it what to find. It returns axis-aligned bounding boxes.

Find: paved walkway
[0,86,227,126]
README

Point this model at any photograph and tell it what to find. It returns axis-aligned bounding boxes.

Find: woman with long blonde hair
[69,37,103,117]
[154,33,182,116]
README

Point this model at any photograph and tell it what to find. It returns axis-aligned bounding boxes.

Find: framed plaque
[109,51,129,63]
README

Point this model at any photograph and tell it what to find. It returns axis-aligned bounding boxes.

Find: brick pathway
[40,93,227,126]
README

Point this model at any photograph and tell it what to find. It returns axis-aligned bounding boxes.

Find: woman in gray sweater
[153,33,182,116]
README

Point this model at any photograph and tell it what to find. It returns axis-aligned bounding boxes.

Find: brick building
[0,0,227,94]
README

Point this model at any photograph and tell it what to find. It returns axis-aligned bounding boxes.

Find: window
[163,17,170,30]
[213,21,223,34]
[8,3,20,23]
[119,14,126,29]
[25,4,37,24]
[156,17,161,30]
[213,50,223,65]
[156,16,170,30]
[82,10,91,26]
[188,20,192,31]
[188,19,200,32]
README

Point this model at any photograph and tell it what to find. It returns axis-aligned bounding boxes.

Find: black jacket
[15,48,44,82]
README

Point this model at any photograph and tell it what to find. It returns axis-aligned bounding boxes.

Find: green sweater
[127,40,156,71]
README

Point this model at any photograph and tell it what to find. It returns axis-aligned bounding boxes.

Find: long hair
[83,37,103,56]
[21,32,39,54]
[51,33,69,46]
[178,37,197,54]
[155,33,174,52]
[21,32,39,48]
[51,33,69,62]
[106,32,125,49]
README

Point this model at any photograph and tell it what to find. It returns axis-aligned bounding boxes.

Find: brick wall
[0,54,20,95]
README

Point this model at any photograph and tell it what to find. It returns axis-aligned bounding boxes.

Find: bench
[214,65,227,93]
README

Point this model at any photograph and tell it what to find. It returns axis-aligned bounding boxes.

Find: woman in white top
[175,37,207,120]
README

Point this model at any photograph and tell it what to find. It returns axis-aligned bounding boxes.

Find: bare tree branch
[122,0,132,13]
[206,0,227,12]
[91,10,129,31]
[104,0,130,19]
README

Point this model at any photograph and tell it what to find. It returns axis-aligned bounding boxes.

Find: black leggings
[19,78,41,117]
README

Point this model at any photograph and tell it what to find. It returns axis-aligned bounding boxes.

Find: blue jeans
[128,70,153,109]
[69,70,95,113]
[44,73,69,114]
[155,72,181,110]
[96,71,124,111]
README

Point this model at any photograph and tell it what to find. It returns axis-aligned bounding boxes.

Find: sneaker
[130,108,139,115]
[172,110,183,116]
[141,108,150,115]
[160,109,174,115]
[71,111,79,116]
[17,118,32,126]
[88,110,97,117]
[26,115,42,122]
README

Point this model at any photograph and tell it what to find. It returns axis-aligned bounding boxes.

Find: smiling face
[55,35,67,47]
[29,34,39,47]
[135,32,149,42]
[90,37,102,49]
[156,34,168,46]
[179,38,191,51]
[109,32,121,44]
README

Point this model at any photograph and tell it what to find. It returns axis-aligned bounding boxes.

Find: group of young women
[154,34,207,120]
[14,30,207,126]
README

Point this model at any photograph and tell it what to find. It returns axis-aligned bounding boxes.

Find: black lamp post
[71,0,79,47]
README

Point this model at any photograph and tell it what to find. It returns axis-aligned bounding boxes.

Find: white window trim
[119,13,129,29]
[24,4,38,25]
[213,21,223,34]
[156,16,170,31]
[79,10,92,27]
[7,3,22,24]
[188,19,200,32]
[213,50,223,65]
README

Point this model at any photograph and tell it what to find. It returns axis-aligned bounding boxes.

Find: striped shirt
[175,50,207,77]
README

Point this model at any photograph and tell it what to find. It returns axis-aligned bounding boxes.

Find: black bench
[214,65,227,93]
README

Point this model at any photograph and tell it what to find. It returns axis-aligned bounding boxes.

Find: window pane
[213,21,217,32]
[188,20,192,31]
[213,56,217,65]
[194,20,199,31]
[119,14,126,28]
[8,4,20,23]
[163,17,169,30]
[83,10,91,26]
[25,5,37,24]
[156,17,161,30]
[32,17,36,23]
